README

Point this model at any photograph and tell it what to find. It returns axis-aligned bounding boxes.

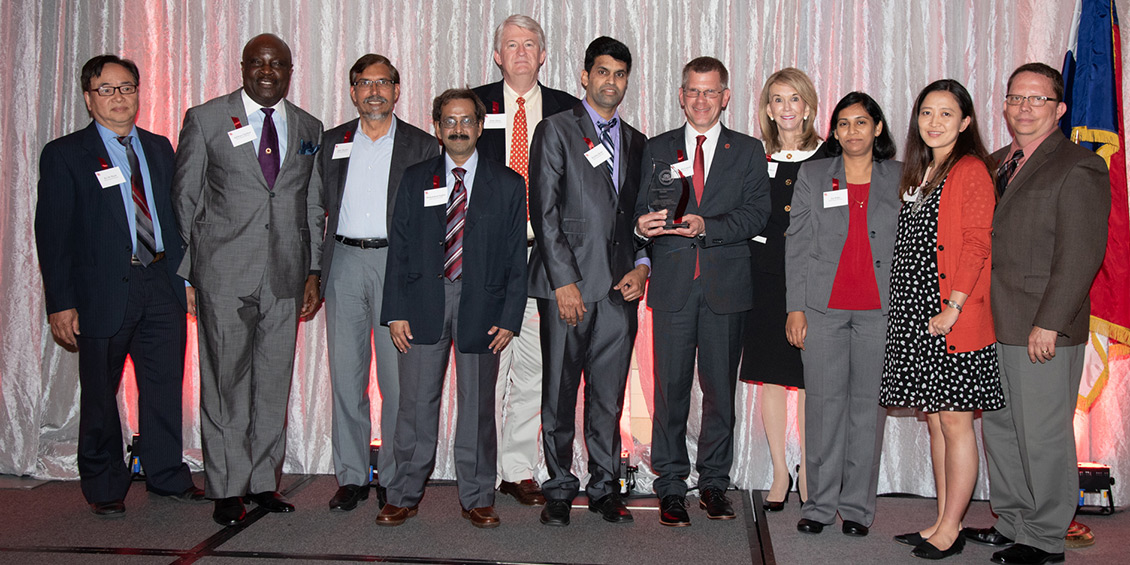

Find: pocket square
[298,140,320,155]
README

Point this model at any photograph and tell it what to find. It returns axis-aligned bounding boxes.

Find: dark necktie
[259,108,280,189]
[444,167,467,281]
[598,117,617,186]
[996,148,1023,196]
[693,134,706,279]
[116,135,157,266]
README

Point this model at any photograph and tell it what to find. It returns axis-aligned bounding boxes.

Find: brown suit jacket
[990,130,1109,346]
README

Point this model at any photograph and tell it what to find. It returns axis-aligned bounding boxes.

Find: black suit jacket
[634,125,771,314]
[316,115,440,294]
[472,80,580,165]
[528,103,648,304]
[381,154,528,353]
[36,122,187,338]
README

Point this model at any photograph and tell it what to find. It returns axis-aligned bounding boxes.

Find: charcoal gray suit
[172,89,324,498]
[528,103,647,502]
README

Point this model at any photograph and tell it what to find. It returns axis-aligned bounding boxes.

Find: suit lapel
[80,123,131,235]
[998,132,1060,211]
[702,126,735,210]
[432,156,449,227]
[229,90,265,188]
[573,107,617,200]
[830,156,850,225]
[136,129,171,225]
[335,118,360,204]
[466,158,493,235]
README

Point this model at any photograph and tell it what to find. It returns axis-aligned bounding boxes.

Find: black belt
[335,234,388,249]
[131,251,165,266]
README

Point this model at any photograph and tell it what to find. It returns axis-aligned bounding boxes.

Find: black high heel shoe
[795,464,806,506]
[763,473,793,512]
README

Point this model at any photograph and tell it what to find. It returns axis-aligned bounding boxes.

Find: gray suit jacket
[990,130,1109,346]
[633,124,771,314]
[316,115,440,295]
[528,104,647,304]
[784,156,902,314]
[172,89,324,299]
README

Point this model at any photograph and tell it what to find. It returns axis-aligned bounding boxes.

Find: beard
[359,95,389,121]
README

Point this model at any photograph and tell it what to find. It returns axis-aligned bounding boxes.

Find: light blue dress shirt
[338,117,397,238]
[95,122,165,253]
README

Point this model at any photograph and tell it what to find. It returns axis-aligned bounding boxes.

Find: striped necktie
[116,135,157,266]
[996,148,1023,196]
[443,167,467,281]
[598,117,617,184]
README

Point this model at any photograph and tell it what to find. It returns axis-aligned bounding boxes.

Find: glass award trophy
[647,159,690,229]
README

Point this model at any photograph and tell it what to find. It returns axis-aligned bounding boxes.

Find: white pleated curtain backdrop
[2,0,1128,503]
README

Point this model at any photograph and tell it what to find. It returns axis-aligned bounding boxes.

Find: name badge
[332,142,353,160]
[424,187,447,207]
[902,189,918,202]
[95,167,127,189]
[484,113,506,129]
[752,235,768,244]
[584,144,612,168]
[670,160,694,177]
[823,189,848,208]
[767,162,779,178]
[228,125,256,147]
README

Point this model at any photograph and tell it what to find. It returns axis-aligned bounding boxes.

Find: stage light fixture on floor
[368,438,381,484]
[619,450,637,495]
[1077,461,1115,515]
[128,433,145,480]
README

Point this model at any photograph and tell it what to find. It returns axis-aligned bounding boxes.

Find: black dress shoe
[659,495,690,527]
[797,518,826,534]
[962,526,1015,547]
[895,532,926,546]
[842,520,869,537]
[166,485,208,504]
[990,543,1065,564]
[588,493,633,523]
[540,499,571,526]
[213,497,246,526]
[248,491,294,513]
[89,500,126,517]
[328,484,369,511]
[913,536,965,560]
[699,488,736,520]
[376,485,387,509]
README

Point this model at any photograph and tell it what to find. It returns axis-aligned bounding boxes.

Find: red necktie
[693,135,705,279]
[510,97,529,217]
[117,135,157,265]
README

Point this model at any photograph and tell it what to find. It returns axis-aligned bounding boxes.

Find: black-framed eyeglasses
[89,84,138,97]
[353,78,397,89]
[1004,95,1056,107]
[440,116,478,129]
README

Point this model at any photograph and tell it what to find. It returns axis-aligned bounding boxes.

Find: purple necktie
[258,108,280,189]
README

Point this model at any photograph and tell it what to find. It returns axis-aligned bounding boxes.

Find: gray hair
[492,14,546,54]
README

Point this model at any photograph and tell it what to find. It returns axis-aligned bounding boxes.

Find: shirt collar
[241,89,285,118]
[582,98,620,131]
[683,121,722,147]
[503,80,541,102]
[445,150,479,180]
[356,114,398,143]
[95,121,139,144]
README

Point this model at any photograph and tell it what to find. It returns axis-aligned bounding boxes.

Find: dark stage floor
[0,474,1125,564]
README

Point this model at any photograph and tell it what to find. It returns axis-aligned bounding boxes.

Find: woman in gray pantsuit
[784,92,901,537]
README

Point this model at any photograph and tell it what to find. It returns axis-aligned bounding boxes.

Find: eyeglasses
[1004,95,1056,107]
[683,88,724,99]
[440,116,478,129]
[353,78,397,89]
[89,84,137,97]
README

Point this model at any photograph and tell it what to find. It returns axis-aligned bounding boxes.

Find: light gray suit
[318,116,439,489]
[983,130,1108,553]
[172,89,324,498]
[784,155,901,526]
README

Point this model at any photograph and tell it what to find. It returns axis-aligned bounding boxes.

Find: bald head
[241,33,293,107]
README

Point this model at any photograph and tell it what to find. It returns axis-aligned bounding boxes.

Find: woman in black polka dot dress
[880,80,1004,560]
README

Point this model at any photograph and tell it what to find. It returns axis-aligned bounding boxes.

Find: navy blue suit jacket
[381,153,528,353]
[36,122,187,338]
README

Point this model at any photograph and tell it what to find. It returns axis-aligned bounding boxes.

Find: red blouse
[827,182,882,310]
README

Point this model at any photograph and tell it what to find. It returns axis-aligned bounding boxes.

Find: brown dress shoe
[375,503,418,526]
[461,506,501,528]
[498,479,546,505]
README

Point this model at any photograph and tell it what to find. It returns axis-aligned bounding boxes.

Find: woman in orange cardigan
[880,79,1004,560]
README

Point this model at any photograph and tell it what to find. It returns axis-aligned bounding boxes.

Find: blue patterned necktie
[598,117,617,185]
